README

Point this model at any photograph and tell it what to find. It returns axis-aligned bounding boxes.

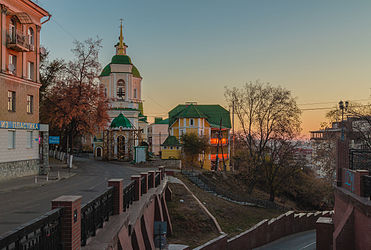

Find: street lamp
[339,100,349,141]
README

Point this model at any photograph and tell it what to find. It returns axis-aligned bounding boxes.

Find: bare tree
[225,80,301,193]
[41,38,109,152]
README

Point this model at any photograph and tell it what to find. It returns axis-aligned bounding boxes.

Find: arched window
[28,28,34,45]
[117,80,125,99]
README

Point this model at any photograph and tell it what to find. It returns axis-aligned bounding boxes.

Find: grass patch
[176,173,282,237]
[167,183,219,248]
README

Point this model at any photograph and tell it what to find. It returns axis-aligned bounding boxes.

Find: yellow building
[161,136,181,160]
[162,103,231,171]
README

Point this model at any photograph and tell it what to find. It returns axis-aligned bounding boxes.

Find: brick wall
[0,74,40,123]
[225,211,333,250]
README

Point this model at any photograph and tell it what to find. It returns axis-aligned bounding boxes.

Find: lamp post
[339,100,349,141]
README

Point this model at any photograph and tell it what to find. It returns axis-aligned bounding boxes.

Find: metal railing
[362,175,371,199]
[155,173,160,187]
[81,186,114,246]
[6,31,32,51]
[0,208,63,250]
[349,149,371,172]
[123,181,135,212]
[148,173,154,188]
[141,176,146,195]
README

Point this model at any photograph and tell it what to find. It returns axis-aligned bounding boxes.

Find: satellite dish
[8,64,15,73]
[40,47,46,56]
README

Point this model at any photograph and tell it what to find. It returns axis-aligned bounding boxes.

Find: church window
[134,89,137,99]
[117,80,125,99]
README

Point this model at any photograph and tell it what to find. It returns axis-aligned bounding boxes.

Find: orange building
[0,0,50,180]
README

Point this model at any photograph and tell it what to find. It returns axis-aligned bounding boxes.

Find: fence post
[52,195,82,250]
[316,217,334,250]
[108,179,123,215]
[131,175,141,201]
[140,172,148,194]
[148,171,155,189]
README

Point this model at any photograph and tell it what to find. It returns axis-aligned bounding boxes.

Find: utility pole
[232,99,235,170]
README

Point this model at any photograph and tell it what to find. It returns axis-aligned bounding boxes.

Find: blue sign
[0,121,39,130]
[49,136,60,144]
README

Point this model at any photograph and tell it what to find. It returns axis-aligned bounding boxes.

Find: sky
[36,0,371,137]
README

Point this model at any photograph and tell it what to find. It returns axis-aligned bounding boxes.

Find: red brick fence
[0,167,170,250]
[195,210,333,250]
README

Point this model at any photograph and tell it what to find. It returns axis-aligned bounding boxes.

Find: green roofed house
[161,136,181,160]
[164,102,231,170]
[88,21,148,161]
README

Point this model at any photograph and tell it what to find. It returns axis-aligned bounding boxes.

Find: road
[0,157,153,235]
[254,230,316,250]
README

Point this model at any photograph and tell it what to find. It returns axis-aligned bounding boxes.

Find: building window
[134,88,137,99]
[8,91,16,111]
[9,19,16,42]
[104,88,107,97]
[28,28,34,45]
[164,146,167,149]
[27,131,33,148]
[27,95,33,114]
[8,130,15,149]
[9,54,16,74]
[117,80,125,99]
[190,119,194,126]
[170,146,173,149]
[27,62,34,80]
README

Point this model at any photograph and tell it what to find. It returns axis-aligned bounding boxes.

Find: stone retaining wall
[0,159,39,181]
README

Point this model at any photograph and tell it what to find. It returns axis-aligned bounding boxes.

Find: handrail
[0,208,63,250]
[141,176,146,195]
[155,173,160,187]
[123,181,135,212]
[81,186,114,246]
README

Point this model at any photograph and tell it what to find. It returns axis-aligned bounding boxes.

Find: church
[93,22,147,161]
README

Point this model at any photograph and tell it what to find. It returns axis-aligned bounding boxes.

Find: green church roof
[111,55,132,64]
[132,65,142,78]
[100,55,142,78]
[162,136,181,146]
[169,104,231,129]
[110,113,132,129]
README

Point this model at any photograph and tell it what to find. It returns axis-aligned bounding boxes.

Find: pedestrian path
[0,165,75,192]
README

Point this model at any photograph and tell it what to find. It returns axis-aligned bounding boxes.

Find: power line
[51,18,77,41]
[298,98,370,106]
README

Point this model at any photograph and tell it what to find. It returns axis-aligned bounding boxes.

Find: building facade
[162,103,231,171]
[92,22,147,160]
[0,0,49,180]
[147,117,169,155]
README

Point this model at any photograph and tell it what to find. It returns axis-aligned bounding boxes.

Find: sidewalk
[0,164,76,192]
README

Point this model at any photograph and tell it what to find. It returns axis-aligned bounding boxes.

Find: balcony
[210,138,228,145]
[6,31,32,52]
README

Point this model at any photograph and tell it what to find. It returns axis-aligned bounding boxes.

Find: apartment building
[0,0,50,180]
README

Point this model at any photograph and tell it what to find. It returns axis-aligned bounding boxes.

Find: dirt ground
[176,173,283,237]
[166,183,220,248]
